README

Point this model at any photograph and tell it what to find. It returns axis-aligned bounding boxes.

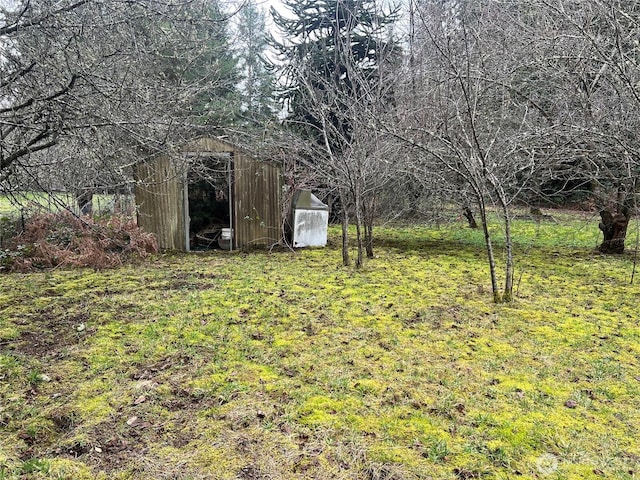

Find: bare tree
[1,0,241,199]
[389,0,563,302]
[530,0,640,253]
[292,31,401,266]
[270,0,401,267]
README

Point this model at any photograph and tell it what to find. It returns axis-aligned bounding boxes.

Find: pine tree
[170,0,242,127]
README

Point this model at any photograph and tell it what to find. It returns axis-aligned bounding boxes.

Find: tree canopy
[0,0,241,191]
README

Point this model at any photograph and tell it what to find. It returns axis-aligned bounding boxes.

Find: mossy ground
[1,212,639,479]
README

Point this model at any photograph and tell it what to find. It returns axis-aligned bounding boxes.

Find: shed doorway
[185,151,234,251]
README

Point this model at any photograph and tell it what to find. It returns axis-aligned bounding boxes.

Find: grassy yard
[0,193,132,218]
[0,217,639,479]
[0,193,74,217]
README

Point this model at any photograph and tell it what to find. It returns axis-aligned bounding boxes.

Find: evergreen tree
[236,0,276,122]
[269,0,399,141]
[164,0,241,128]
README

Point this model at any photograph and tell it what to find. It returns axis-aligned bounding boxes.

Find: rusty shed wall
[134,155,187,251]
[233,152,282,248]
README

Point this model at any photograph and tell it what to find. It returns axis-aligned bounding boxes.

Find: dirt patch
[130,353,195,381]
[33,409,157,474]
[146,271,229,291]
[48,411,78,433]
[12,309,91,358]
[238,465,265,479]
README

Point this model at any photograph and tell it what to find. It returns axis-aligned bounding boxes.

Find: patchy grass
[1,214,639,479]
[0,197,15,217]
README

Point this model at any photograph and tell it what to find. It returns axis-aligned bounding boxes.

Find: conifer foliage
[269,0,399,138]
[236,0,276,121]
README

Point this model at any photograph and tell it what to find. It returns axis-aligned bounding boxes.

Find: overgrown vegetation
[0,211,158,272]
[1,215,638,479]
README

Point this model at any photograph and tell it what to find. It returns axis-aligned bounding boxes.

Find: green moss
[48,458,101,480]
[298,395,362,427]
[367,443,422,466]
[191,444,244,472]
[0,217,638,478]
[71,380,118,423]
[353,378,385,396]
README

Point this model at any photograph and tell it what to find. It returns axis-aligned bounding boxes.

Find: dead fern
[1,211,158,272]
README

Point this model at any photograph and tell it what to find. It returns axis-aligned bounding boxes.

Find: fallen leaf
[133,395,147,405]
[565,399,578,408]
[126,416,138,426]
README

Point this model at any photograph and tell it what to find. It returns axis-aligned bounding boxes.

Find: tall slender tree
[389,0,564,302]
[236,0,275,122]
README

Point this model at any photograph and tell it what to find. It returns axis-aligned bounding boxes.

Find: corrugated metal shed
[134,137,282,251]
[135,153,188,251]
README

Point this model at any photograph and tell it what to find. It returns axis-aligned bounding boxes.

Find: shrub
[0,211,158,272]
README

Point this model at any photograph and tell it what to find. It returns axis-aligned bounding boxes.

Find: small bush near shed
[0,211,158,272]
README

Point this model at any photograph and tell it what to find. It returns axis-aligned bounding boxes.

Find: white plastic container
[218,228,234,250]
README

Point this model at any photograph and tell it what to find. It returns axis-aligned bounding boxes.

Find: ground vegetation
[0,215,638,478]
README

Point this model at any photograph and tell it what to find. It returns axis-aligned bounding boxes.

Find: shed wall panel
[233,154,282,248]
[135,156,187,251]
[134,137,281,251]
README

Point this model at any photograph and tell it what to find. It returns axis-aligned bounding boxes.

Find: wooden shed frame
[134,137,282,251]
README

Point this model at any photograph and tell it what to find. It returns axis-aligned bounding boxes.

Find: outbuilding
[134,137,282,251]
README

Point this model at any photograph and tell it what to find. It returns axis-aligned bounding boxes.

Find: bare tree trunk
[599,207,630,254]
[477,194,501,303]
[340,191,350,266]
[355,222,363,268]
[354,192,364,268]
[363,196,375,258]
[365,222,374,258]
[501,201,514,302]
[630,181,639,284]
[77,188,93,216]
[341,213,350,266]
[463,206,478,228]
